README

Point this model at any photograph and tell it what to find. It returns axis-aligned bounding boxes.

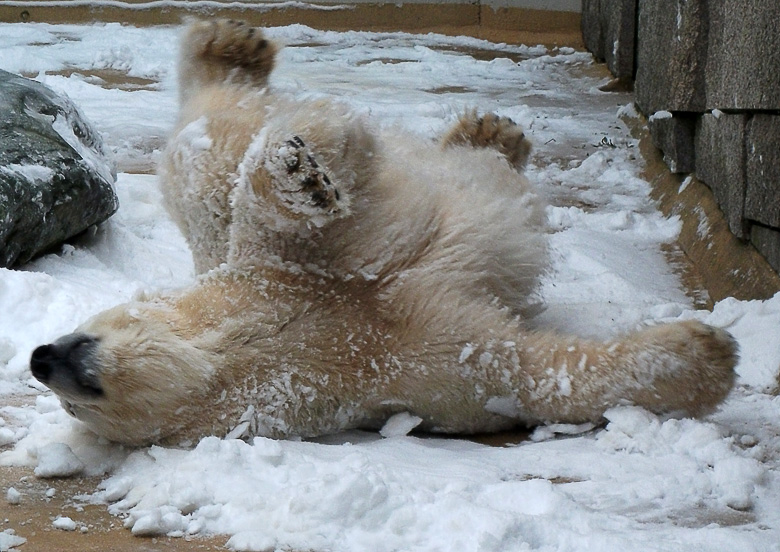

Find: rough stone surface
[0,70,117,268]
[647,112,696,174]
[706,0,780,110]
[600,0,635,79]
[581,0,635,78]
[581,0,605,60]
[744,114,780,228]
[694,112,749,238]
[634,0,708,114]
[751,225,780,275]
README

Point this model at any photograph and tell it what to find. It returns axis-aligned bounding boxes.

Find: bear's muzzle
[31,333,104,399]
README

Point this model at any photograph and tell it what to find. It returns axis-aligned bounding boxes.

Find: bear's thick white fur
[33,20,737,446]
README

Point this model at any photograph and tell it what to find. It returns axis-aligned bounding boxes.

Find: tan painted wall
[0,0,583,46]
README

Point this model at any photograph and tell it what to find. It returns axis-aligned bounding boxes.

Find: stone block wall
[582,0,780,275]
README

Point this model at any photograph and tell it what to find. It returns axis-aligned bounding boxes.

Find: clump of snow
[52,516,78,531]
[5,487,22,505]
[34,442,85,478]
[679,174,693,193]
[0,427,15,447]
[530,422,596,442]
[598,407,766,512]
[649,110,673,121]
[379,412,423,438]
[0,529,26,552]
[616,102,639,119]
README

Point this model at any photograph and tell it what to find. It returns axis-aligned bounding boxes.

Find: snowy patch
[0,164,55,183]
[649,110,673,121]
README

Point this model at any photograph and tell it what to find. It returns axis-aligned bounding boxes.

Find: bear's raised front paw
[443,112,532,170]
[264,136,347,225]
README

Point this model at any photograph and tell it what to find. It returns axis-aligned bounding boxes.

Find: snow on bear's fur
[29,20,737,446]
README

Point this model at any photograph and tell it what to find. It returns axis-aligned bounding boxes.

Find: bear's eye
[73,337,94,349]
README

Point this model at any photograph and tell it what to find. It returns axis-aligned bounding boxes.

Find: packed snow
[1,21,779,552]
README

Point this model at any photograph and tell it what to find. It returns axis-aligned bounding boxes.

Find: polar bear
[29,20,737,447]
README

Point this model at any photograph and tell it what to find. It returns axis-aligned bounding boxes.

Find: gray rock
[647,112,696,174]
[751,225,780,275]
[581,0,635,79]
[600,0,635,79]
[0,70,117,268]
[634,0,708,115]
[744,114,780,228]
[581,0,605,61]
[694,112,749,238]
[706,0,780,110]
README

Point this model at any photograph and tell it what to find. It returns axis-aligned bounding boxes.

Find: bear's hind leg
[178,19,277,104]
[442,111,531,170]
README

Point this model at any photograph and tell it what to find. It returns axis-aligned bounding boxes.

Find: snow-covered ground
[1,22,779,552]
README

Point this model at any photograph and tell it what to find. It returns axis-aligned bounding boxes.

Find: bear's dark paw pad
[267,136,346,222]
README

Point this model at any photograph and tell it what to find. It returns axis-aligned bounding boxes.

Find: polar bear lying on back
[29,20,737,446]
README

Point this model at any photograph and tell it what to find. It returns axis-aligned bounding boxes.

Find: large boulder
[0,70,117,268]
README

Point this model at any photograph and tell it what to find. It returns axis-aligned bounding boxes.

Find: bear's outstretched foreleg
[178,19,277,104]
[441,111,532,170]
[476,320,738,426]
[405,319,738,433]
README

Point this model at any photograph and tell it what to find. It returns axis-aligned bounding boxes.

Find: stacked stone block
[580,0,635,79]
[581,0,780,274]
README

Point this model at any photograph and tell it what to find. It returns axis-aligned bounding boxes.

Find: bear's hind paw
[442,112,531,171]
[265,136,348,225]
[187,19,276,84]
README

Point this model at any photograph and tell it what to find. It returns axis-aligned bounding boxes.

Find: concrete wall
[582,0,780,278]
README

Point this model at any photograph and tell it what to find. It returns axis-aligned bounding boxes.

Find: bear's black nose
[30,344,56,382]
[29,334,103,396]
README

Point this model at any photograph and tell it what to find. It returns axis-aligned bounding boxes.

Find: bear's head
[30,301,221,446]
